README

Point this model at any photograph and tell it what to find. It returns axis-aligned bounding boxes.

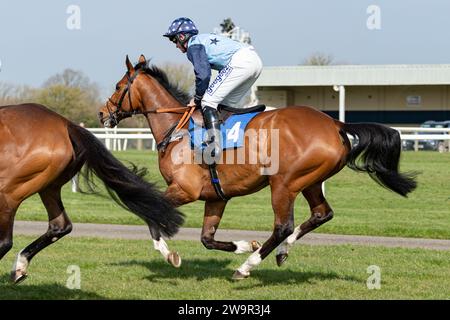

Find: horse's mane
[134,61,191,105]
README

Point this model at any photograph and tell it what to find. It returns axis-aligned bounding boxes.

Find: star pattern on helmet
[210,38,219,45]
[170,20,195,33]
[165,18,198,37]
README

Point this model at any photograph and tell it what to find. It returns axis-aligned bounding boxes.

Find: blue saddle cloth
[188,112,261,150]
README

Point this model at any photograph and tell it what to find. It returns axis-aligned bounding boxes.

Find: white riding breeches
[201,46,263,110]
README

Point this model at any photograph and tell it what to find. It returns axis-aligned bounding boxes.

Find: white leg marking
[276,242,288,256]
[12,250,29,274]
[233,240,254,254]
[152,238,170,260]
[237,248,262,276]
[287,226,302,245]
[276,226,302,256]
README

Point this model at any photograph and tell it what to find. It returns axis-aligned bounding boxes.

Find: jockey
[163,17,263,162]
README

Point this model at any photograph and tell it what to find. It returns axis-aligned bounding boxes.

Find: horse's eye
[116,84,120,91]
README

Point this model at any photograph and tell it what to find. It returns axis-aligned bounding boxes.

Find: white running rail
[86,127,450,152]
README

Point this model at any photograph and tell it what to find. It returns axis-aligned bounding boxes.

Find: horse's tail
[66,122,184,237]
[339,122,417,197]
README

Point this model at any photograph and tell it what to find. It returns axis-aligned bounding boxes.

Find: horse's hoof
[232,270,249,280]
[167,251,181,268]
[276,253,288,267]
[11,271,28,284]
[251,241,261,252]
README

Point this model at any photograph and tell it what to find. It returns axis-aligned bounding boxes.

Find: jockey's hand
[187,98,197,108]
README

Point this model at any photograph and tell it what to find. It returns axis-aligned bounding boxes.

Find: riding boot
[202,106,222,163]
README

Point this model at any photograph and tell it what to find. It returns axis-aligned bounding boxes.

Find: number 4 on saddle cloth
[188,105,266,151]
[186,104,266,201]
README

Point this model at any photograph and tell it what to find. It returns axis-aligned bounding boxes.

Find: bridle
[103,69,146,128]
[103,68,197,128]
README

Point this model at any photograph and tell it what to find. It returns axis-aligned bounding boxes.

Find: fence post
[137,131,143,150]
[414,131,419,152]
[71,173,79,193]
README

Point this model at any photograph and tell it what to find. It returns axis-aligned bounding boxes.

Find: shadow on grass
[237,268,361,290]
[112,258,234,283]
[112,258,361,288]
[0,274,106,300]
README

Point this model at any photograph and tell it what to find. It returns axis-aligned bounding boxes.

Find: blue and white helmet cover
[163,17,199,37]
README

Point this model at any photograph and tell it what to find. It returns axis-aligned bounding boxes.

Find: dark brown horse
[0,103,184,283]
[99,55,417,279]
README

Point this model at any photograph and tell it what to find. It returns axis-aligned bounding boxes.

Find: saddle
[157,104,266,152]
[191,104,266,127]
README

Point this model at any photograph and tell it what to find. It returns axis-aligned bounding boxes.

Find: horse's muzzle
[98,112,117,128]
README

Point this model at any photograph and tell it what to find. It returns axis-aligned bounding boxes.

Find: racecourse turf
[0,236,449,299]
[15,150,450,239]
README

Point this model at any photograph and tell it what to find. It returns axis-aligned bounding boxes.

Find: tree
[43,68,101,106]
[302,52,334,66]
[33,85,98,126]
[0,82,35,105]
[217,18,252,44]
[220,18,236,34]
[44,69,90,88]
[33,69,102,127]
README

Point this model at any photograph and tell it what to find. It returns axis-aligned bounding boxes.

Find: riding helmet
[163,17,199,38]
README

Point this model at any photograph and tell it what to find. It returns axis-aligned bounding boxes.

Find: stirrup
[208,164,228,201]
[202,106,222,161]
[202,106,227,200]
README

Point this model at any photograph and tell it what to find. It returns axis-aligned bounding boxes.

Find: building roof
[255,64,450,87]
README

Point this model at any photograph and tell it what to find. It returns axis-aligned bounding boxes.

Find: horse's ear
[138,54,147,64]
[125,55,134,72]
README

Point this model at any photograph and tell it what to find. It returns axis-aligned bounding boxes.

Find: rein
[156,105,197,153]
[118,106,197,132]
[105,68,197,132]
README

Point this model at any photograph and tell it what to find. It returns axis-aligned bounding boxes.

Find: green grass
[16,151,450,239]
[1,236,449,299]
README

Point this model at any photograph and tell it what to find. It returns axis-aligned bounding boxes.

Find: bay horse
[98,55,417,279]
[0,103,184,283]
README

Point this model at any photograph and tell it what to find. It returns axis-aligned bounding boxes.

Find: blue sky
[1,0,449,96]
